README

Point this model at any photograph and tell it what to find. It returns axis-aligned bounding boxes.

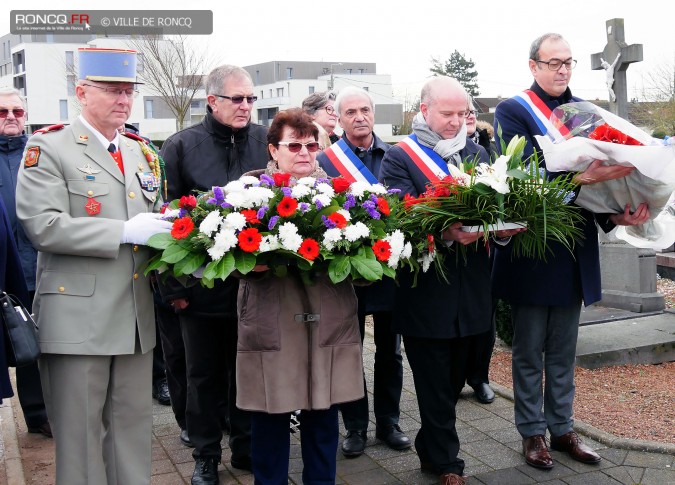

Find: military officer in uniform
[16,47,172,485]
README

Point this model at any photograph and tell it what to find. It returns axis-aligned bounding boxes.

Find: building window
[65,51,74,70]
[358,68,365,74]
[286,67,293,79]
[255,70,260,84]
[59,100,68,120]
[269,89,273,98]
[46,33,54,43]
[145,99,154,119]
[308,86,315,94]
[363,86,369,92]
[67,75,76,96]
[260,90,263,99]
[276,87,284,97]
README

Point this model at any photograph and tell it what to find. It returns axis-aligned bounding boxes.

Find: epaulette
[33,124,65,134]
[121,131,149,144]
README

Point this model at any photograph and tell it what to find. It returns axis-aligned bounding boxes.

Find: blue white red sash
[398,135,449,183]
[513,90,570,142]
[322,139,378,184]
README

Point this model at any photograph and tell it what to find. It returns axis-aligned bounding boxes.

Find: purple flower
[257,206,269,219]
[362,200,380,219]
[387,188,401,195]
[321,215,337,229]
[343,194,356,210]
[178,208,188,218]
[316,177,330,185]
[220,202,232,209]
[260,174,274,186]
[299,203,310,212]
[212,186,225,202]
[315,198,324,210]
[281,187,292,197]
[268,216,280,230]
[206,197,217,205]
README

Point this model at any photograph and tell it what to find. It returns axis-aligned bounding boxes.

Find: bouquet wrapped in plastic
[534,102,675,249]
[145,174,420,286]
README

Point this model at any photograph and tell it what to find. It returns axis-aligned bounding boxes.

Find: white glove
[121,212,173,245]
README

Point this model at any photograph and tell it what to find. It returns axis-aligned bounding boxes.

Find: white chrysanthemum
[223,212,247,231]
[401,242,412,259]
[475,156,510,194]
[224,180,246,193]
[199,211,223,237]
[344,222,370,242]
[349,181,371,198]
[238,175,260,186]
[312,194,332,207]
[336,209,351,221]
[297,177,317,186]
[278,222,303,251]
[246,186,275,206]
[208,229,238,260]
[225,191,248,208]
[291,184,312,198]
[322,228,343,250]
[384,230,407,268]
[278,221,298,239]
[259,235,280,253]
[418,253,434,272]
[316,182,335,197]
[368,183,388,195]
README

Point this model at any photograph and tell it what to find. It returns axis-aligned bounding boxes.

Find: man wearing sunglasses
[158,64,269,485]
[0,87,54,440]
[317,86,411,459]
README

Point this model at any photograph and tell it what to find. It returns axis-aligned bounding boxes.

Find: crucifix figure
[591,18,643,118]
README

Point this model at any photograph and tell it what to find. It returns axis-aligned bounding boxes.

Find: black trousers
[340,311,403,431]
[155,300,187,429]
[465,323,495,387]
[19,291,48,429]
[180,314,251,460]
[404,335,471,476]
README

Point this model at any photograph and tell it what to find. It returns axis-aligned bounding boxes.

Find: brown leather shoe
[439,472,466,485]
[550,431,601,464]
[522,434,554,469]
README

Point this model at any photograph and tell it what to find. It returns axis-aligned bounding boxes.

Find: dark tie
[107,143,116,154]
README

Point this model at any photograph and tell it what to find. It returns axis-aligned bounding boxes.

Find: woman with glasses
[236,108,364,484]
[302,91,340,145]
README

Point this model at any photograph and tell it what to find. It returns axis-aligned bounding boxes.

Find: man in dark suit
[493,33,649,471]
[380,76,522,485]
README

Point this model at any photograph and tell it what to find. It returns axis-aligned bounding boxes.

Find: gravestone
[591,19,664,313]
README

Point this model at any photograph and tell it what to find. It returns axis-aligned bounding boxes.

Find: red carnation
[403,193,422,210]
[372,240,392,262]
[427,234,435,253]
[327,212,348,229]
[276,196,298,217]
[178,195,197,211]
[332,177,351,193]
[171,217,195,239]
[238,228,262,252]
[376,197,390,216]
[241,209,260,225]
[273,172,292,187]
[298,238,320,260]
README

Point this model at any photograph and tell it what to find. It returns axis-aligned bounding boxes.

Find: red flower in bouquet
[427,234,435,253]
[178,195,197,210]
[273,172,291,187]
[241,209,261,225]
[238,228,262,252]
[327,212,348,229]
[298,238,320,260]
[588,123,643,146]
[404,193,424,210]
[372,240,392,261]
[171,217,195,239]
[332,177,351,193]
[277,196,298,217]
[377,197,390,216]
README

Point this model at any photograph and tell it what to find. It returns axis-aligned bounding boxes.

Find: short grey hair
[205,65,252,96]
[334,86,374,116]
[302,91,336,115]
[529,33,567,60]
[0,86,25,106]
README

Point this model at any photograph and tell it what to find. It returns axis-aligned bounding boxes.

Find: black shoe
[180,428,194,448]
[471,382,495,404]
[376,424,412,450]
[191,457,219,485]
[27,421,53,438]
[152,377,171,406]
[230,455,252,471]
[341,430,367,457]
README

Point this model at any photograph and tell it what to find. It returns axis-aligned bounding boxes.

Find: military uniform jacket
[15,118,161,355]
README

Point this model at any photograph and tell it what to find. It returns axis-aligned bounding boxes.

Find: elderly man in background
[16,47,171,485]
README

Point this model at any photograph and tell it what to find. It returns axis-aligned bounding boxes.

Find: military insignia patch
[85,197,101,216]
[24,147,40,168]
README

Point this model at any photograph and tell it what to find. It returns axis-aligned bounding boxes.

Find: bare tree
[392,91,420,136]
[633,59,675,137]
[129,35,215,131]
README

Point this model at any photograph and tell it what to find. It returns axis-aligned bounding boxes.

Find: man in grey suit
[16,47,172,484]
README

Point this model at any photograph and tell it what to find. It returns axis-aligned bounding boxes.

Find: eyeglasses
[0,108,25,118]
[535,58,577,71]
[277,141,320,153]
[320,105,336,115]
[82,84,138,98]
[465,110,476,118]
[214,94,258,104]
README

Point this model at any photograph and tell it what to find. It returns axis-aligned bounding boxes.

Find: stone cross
[591,18,643,119]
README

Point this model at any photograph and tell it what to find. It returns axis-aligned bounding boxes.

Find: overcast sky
[4,1,674,104]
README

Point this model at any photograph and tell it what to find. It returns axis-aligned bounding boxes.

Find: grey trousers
[511,303,581,438]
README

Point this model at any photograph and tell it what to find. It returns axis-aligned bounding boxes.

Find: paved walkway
[1,333,674,485]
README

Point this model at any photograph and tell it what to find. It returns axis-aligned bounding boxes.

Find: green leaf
[234,252,257,274]
[203,253,235,280]
[350,254,383,281]
[173,253,206,277]
[161,244,191,264]
[147,232,175,249]
[328,255,351,284]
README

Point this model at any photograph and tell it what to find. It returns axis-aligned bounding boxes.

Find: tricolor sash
[513,90,570,142]
[322,139,378,183]
[398,135,449,183]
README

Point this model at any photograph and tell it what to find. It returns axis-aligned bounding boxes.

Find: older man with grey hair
[317,86,410,458]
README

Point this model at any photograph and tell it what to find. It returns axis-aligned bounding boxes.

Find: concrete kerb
[490,381,675,455]
[0,389,26,485]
